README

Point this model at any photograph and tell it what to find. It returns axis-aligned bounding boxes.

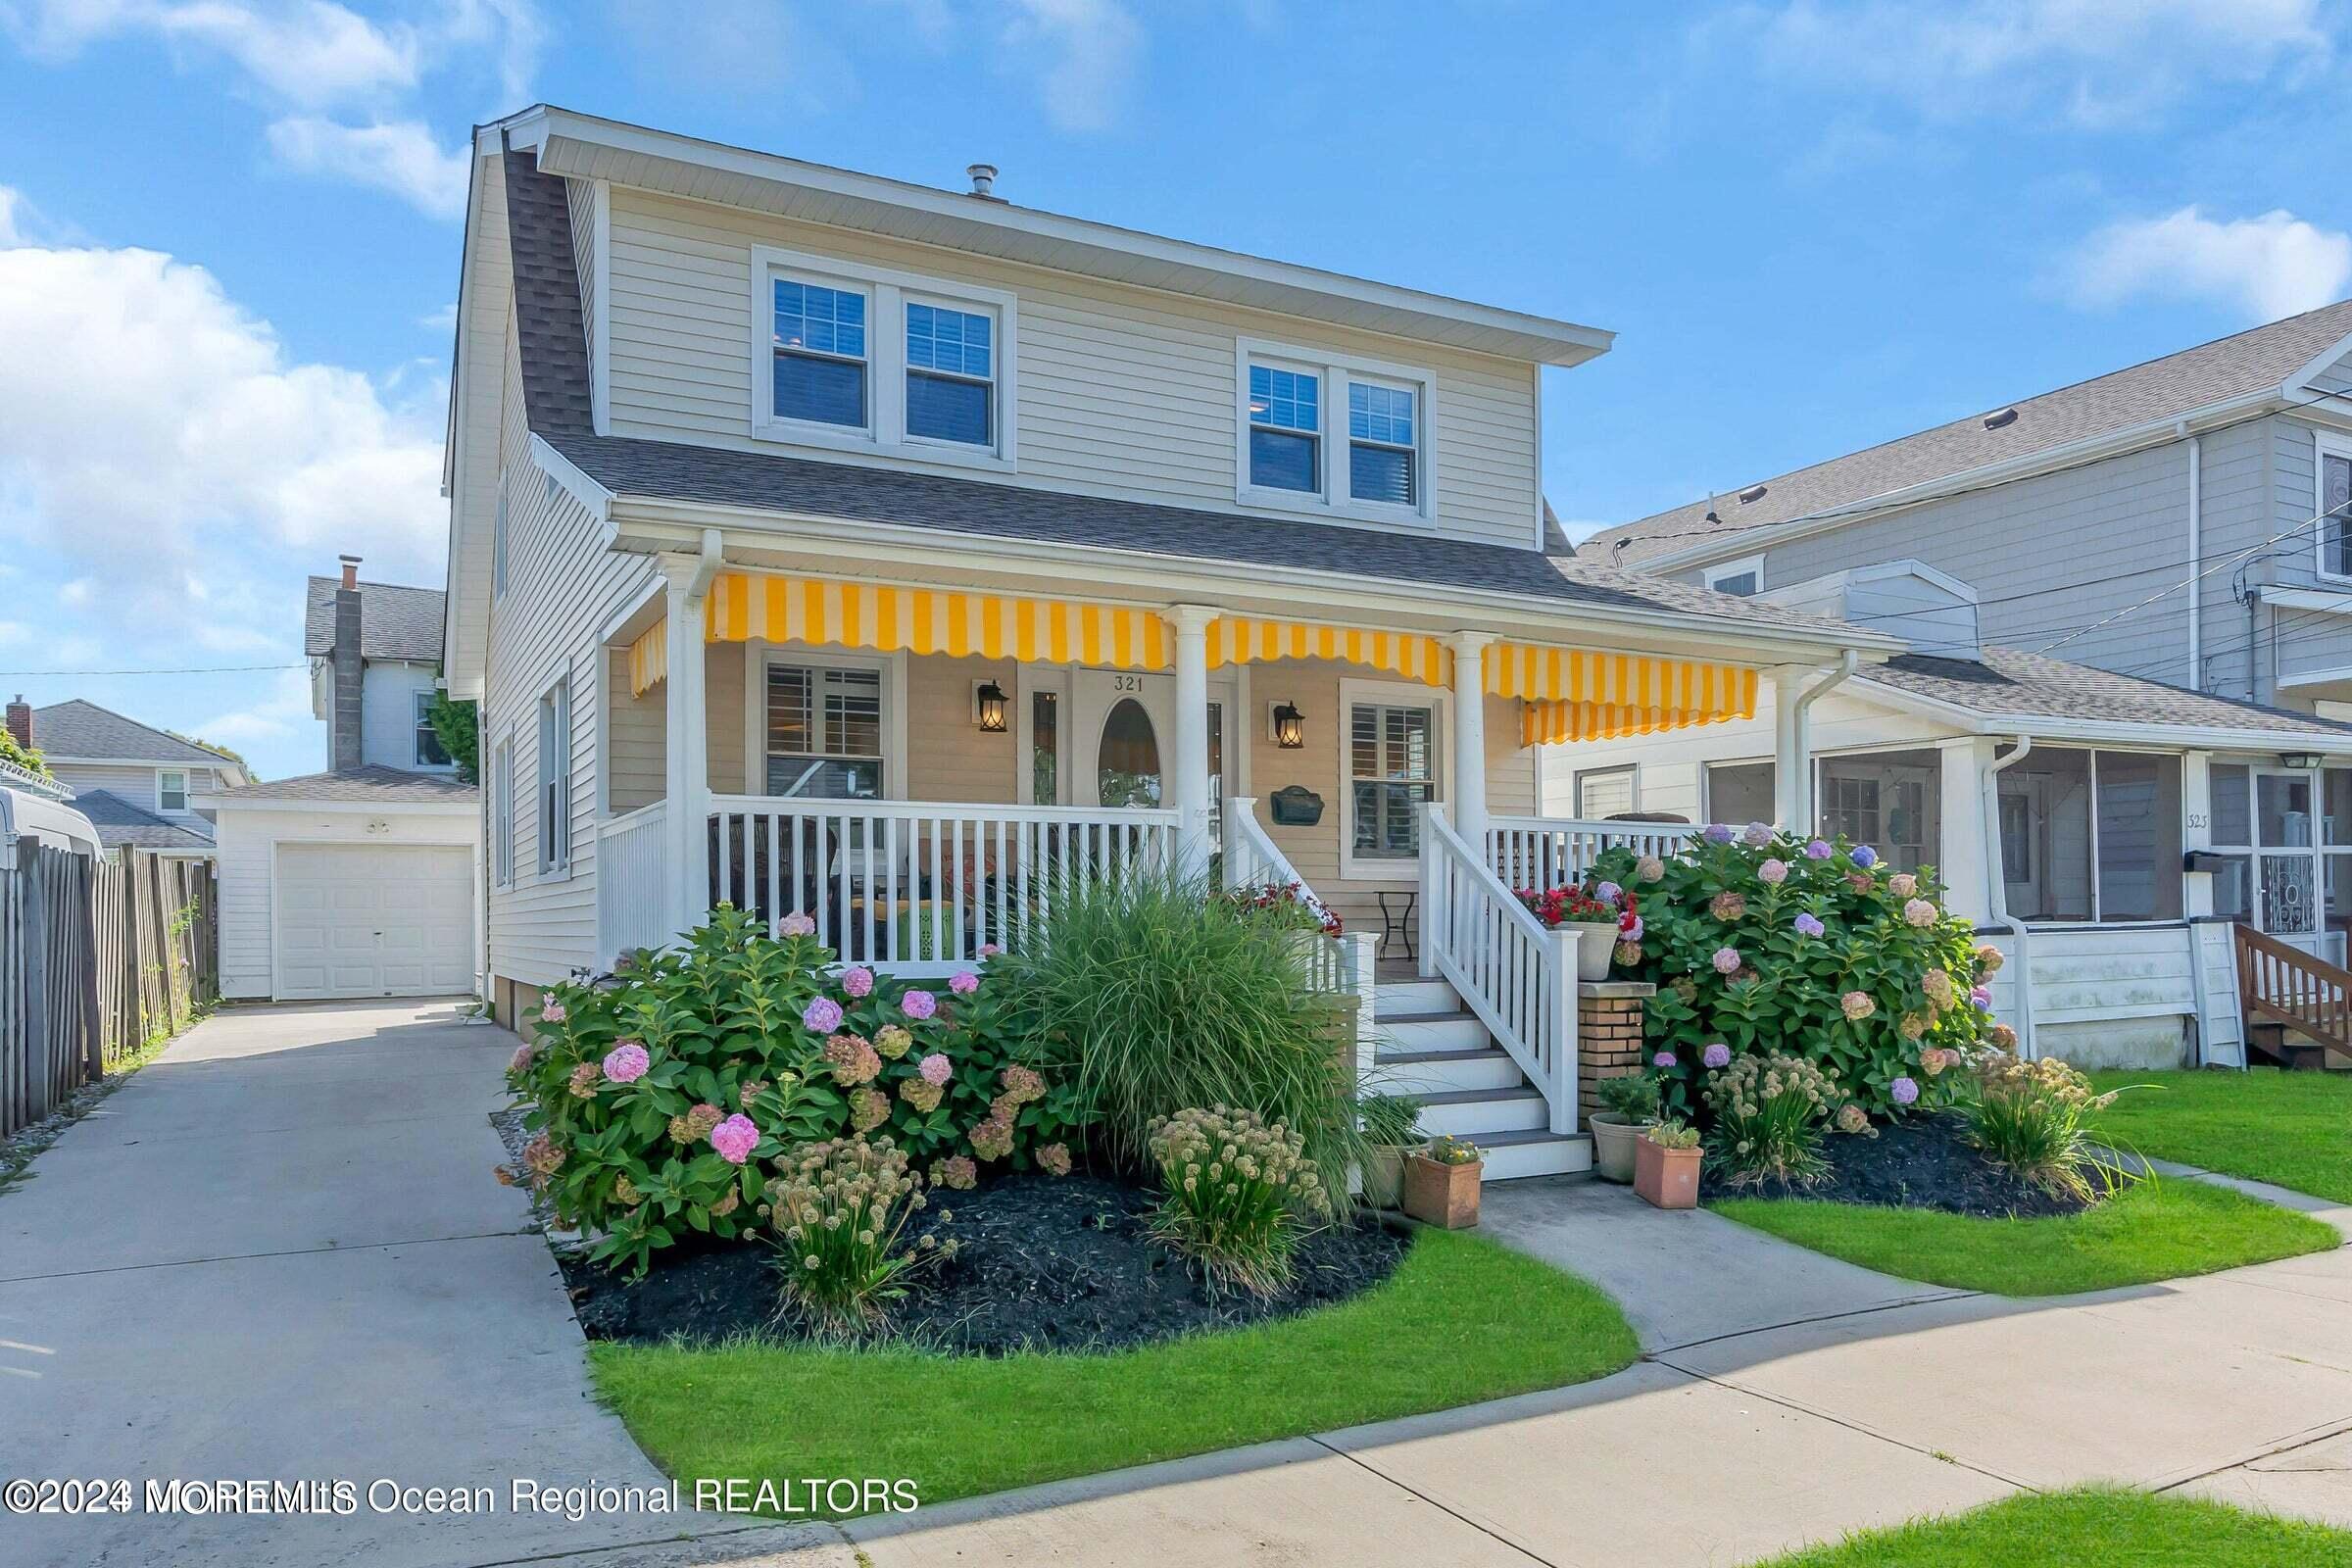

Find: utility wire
[0,662,306,677]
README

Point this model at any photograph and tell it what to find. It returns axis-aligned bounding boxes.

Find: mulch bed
[562,1171,1410,1355]
[1736,1111,2089,1219]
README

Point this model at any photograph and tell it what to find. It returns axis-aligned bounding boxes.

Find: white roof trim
[490,106,1614,368]
[1851,673,2352,753]
[194,794,479,817]
[2281,328,2352,402]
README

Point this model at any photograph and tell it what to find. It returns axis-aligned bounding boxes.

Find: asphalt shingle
[30,700,241,768]
[1864,645,2352,738]
[208,765,476,805]
[303,577,449,662]
[67,789,218,852]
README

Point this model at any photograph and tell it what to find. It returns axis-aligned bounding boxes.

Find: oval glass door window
[1097,698,1162,808]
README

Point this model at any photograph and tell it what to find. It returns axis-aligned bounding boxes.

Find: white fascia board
[195,796,480,818]
[531,433,614,520]
[501,105,1612,368]
[607,497,1905,666]
[1852,675,2352,753]
[2278,663,2352,690]
[2281,330,2352,402]
[1641,386,2289,574]
[2254,587,2352,614]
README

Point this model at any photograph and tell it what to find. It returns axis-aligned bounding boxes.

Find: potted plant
[1515,885,1626,981]
[1589,1073,1661,1184]
[1357,1092,1426,1209]
[1634,1119,1702,1210]
[1403,1134,1484,1228]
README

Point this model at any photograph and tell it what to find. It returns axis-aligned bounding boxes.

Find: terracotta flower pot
[1402,1153,1483,1229]
[1588,1112,1657,1184]
[1361,1145,1411,1209]
[1634,1136,1701,1210]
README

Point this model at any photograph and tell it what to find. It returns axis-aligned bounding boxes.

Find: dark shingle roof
[67,790,218,852]
[1589,299,2352,568]
[303,577,448,662]
[208,765,476,805]
[32,701,239,767]
[1864,646,2352,738]
[504,148,594,440]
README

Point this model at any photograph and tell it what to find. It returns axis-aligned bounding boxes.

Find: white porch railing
[1222,796,1373,1067]
[705,795,1180,975]
[1487,815,1698,893]
[1421,803,1578,1134]
[596,800,670,968]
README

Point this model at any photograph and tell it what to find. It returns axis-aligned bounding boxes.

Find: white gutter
[1788,651,1858,830]
[1981,736,2035,1060]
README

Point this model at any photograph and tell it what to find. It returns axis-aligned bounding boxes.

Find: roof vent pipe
[965,163,1001,200]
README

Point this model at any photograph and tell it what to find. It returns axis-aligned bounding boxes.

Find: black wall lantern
[1272,701,1305,750]
[974,679,1008,733]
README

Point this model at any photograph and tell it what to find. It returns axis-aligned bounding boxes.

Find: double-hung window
[1240,340,1433,521]
[905,302,994,446]
[157,769,188,813]
[1350,701,1436,862]
[770,279,869,429]
[765,661,886,800]
[537,678,570,877]
[493,732,515,889]
[2320,431,2352,581]
[415,691,451,767]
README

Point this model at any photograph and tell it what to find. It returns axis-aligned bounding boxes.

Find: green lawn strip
[2086,1068,2352,1203]
[588,1228,1637,1518]
[1748,1487,2352,1567]
[1711,1177,2335,1296]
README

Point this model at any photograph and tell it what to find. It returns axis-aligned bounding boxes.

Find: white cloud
[5,0,422,108]
[266,117,469,219]
[1002,0,1141,131]
[195,666,318,747]
[1718,0,2331,124]
[0,240,445,639]
[0,185,22,246]
[418,300,458,332]
[2068,207,2352,322]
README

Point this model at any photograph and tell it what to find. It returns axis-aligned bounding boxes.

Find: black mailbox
[1269,786,1324,826]
[2182,851,2236,874]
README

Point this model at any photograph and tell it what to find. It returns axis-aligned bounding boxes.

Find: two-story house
[1564,306,2352,1068]
[442,106,1900,1174]
[5,696,249,854]
[198,558,479,1003]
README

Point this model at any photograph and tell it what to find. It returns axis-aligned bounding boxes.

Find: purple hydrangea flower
[918,1052,953,1087]
[1889,1075,1920,1107]
[1803,839,1834,859]
[1594,880,1623,904]
[1622,914,1644,942]
[949,970,979,996]
[709,1113,760,1165]
[1971,985,1993,1008]
[840,965,874,999]
[1741,821,1775,847]
[901,989,938,1021]
[1758,858,1788,885]
[1702,1042,1732,1070]
[1793,911,1827,938]
[602,1041,651,1084]
[1711,946,1742,975]
[1850,845,1880,869]
[802,997,844,1033]
[777,912,816,938]
[1703,822,1737,844]
[1653,1051,1678,1069]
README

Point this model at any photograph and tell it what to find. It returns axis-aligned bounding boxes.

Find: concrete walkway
[0,1001,770,1568]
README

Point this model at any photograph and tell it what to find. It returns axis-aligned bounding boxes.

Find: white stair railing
[1487,815,1697,893]
[595,801,670,968]
[1420,803,1579,1135]
[1223,796,1375,1084]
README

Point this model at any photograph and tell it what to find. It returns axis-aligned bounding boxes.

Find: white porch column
[1446,631,1494,849]
[1939,738,1995,925]
[1771,666,1806,830]
[663,555,714,940]
[1165,604,1218,873]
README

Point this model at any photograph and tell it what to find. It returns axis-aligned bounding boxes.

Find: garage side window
[538,677,571,877]
[493,731,515,889]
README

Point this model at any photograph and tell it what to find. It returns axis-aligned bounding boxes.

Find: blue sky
[2,0,2348,781]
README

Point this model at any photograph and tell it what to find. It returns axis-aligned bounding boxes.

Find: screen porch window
[766,663,885,800]
[1351,703,1434,860]
[1996,748,2183,923]
[415,691,450,767]
[2325,448,2352,578]
[1818,750,1941,874]
[1348,381,1417,506]
[905,303,994,446]
[1705,760,1775,824]
[1248,365,1320,493]
[772,279,868,429]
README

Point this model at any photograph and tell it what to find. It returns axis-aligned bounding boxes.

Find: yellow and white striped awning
[621,571,1758,741]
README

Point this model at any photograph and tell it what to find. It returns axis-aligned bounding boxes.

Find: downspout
[1787,651,1858,833]
[1982,735,2035,1059]
[2181,422,2201,690]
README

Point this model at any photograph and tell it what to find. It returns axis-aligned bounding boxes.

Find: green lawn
[1713,1176,2335,1296]
[588,1228,1638,1518]
[2087,1068,2352,1203]
[1749,1488,2352,1566]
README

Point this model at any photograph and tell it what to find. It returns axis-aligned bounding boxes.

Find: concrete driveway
[0,1001,777,1568]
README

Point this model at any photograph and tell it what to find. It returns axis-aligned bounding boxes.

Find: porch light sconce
[2280,752,2326,770]
[1270,701,1305,750]
[973,679,1008,733]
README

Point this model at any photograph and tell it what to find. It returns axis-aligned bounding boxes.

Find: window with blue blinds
[772,279,868,428]
[906,303,994,446]
[1348,382,1417,506]
[1248,364,1320,492]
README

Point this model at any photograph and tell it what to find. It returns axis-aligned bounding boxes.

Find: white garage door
[274,844,474,1001]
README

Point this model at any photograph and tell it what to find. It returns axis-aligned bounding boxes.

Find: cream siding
[567,174,608,432]
[604,647,665,813]
[602,187,1542,551]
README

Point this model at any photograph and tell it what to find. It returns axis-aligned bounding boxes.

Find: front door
[1072,669,1174,808]
[2256,770,2324,956]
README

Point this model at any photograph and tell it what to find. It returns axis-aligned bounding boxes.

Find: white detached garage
[200,766,480,1002]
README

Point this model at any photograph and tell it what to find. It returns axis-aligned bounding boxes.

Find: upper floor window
[905,303,994,446]
[158,769,188,813]
[1238,339,1433,523]
[772,279,869,429]
[750,247,1016,470]
[2319,431,2352,581]
[1706,555,1764,597]
[415,691,451,768]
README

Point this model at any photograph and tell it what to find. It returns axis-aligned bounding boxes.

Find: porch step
[1375,978,1456,1015]
[1475,1130,1592,1182]
[1379,1011,1490,1054]
[1415,1085,1547,1137]
[1372,1045,1523,1096]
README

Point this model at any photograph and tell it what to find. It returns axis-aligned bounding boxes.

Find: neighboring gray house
[304,559,464,775]
[4,696,252,847]
[66,790,221,857]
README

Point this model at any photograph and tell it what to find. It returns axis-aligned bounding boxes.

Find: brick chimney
[331,556,365,771]
[5,695,28,750]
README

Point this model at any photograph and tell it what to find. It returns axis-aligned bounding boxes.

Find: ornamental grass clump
[1146,1105,1329,1298]
[1703,1054,1835,1188]
[763,1136,938,1333]
[1966,1052,2135,1203]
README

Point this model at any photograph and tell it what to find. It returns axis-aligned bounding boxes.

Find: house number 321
[1110,674,1144,692]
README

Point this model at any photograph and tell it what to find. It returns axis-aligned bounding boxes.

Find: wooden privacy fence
[2,845,218,1139]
